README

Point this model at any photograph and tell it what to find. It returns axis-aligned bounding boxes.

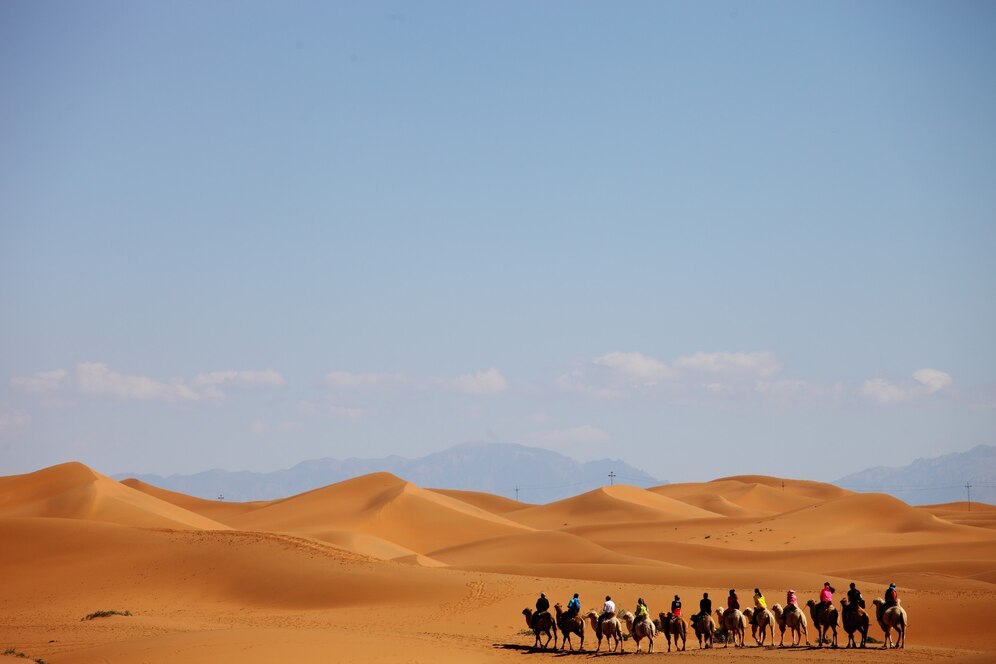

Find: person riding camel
[878,583,898,623]
[598,595,616,637]
[565,592,581,620]
[671,594,682,618]
[728,588,740,611]
[635,597,650,626]
[533,592,550,629]
[818,582,835,616]
[786,589,799,613]
[693,592,712,626]
[845,582,865,616]
[752,588,766,626]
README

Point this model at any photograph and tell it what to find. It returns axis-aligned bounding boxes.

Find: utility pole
[515,485,520,502]
[966,482,973,512]
[608,471,616,486]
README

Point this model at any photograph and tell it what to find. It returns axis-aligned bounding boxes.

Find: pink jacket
[820,587,833,603]
[787,591,798,607]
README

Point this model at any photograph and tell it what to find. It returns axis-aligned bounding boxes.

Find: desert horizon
[2,460,994,662]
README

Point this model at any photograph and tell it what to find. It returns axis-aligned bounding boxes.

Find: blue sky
[2,1,994,483]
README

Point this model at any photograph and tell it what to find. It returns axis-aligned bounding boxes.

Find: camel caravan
[521,583,908,652]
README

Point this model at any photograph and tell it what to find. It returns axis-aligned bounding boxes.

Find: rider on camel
[565,592,581,620]
[751,588,766,626]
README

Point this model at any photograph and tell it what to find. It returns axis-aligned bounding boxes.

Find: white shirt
[602,600,616,613]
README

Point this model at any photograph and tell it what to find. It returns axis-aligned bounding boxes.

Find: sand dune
[120,477,270,524]
[428,487,531,514]
[2,462,994,663]
[0,462,227,530]
[227,471,532,553]
[508,484,719,529]
[920,501,996,529]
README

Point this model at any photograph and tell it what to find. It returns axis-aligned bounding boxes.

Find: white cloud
[674,351,783,378]
[298,399,365,420]
[250,418,299,434]
[862,368,953,404]
[194,369,285,389]
[555,370,625,400]
[193,369,286,399]
[913,368,952,393]
[442,367,508,395]
[10,369,68,394]
[76,362,201,402]
[325,367,508,396]
[593,351,678,385]
[0,405,30,435]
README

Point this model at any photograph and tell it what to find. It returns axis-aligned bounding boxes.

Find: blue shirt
[567,597,580,612]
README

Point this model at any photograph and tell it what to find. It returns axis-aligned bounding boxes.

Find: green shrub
[81,610,132,621]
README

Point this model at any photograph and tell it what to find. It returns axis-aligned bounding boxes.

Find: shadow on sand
[493,643,626,656]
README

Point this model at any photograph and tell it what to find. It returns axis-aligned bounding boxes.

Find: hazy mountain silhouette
[116,441,662,503]
[835,444,996,505]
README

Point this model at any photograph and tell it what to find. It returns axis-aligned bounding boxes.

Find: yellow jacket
[754,593,766,609]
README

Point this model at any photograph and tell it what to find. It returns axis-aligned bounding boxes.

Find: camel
[872,599,908,649]
[522,608,557,649]
[621,610,656,653]
[840,598,869,649]
[583,609,623,653]
[690,612,715,649]
[715,607,746,648]
[553,602,584,651]
[657,612,687,652]
[743,607,776,646]
[806,599,839,648]
[771,603,810,647]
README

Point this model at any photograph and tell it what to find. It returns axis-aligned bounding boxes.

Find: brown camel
[840,598,869,649]
[553,602,585,651]
[584,609,623,653]
[716,607,746,648]
[743,607,776,646]
[522,608,557,649]
[872,599,908,649]
[621,610,656,653]
[806,599,839,648]
[657,612,687,652]
[690,612,715,649]
[771,603,810,647]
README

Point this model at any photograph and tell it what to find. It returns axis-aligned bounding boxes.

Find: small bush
[865,636,881,644]
[1,647,46,663]
[81,610,132,621]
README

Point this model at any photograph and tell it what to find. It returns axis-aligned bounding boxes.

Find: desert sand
[2,462,994,663]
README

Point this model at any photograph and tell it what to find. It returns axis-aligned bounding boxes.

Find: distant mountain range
[115,442,663,503]
[834,444,996,506]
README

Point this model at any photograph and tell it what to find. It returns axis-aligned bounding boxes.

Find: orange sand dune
[508,483,719,529]
[428,487,531,514]
[0,463,227,530]
[120,477,271,523]
[653,475,850,516]
[226,471,532,553]
[427,529,666,567]
[2,462,994,663]
[919,501,996,529]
